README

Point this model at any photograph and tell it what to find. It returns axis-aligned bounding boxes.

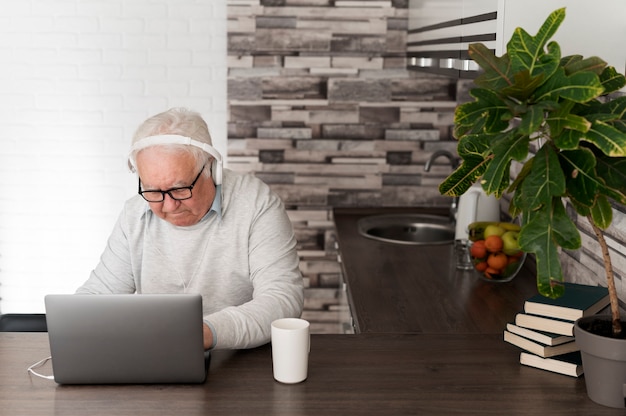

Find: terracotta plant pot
[575,315,626,408]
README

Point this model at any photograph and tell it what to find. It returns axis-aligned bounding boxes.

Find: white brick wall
[0,0,227,312]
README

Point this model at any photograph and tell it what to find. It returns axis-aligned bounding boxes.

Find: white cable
[27,356,55,380]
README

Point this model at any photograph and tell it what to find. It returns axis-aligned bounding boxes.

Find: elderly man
[77,108,304,350]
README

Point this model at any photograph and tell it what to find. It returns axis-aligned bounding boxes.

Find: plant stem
[588,216,622,336]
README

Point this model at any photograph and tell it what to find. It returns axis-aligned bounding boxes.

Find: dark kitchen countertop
[333,206,540,335]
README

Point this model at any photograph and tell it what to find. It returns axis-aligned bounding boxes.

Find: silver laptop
[44,294,208,384]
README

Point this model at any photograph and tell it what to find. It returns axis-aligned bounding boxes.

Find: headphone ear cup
[212,158,222,185]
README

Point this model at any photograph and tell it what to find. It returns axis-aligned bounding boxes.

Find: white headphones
[128,134,223,185]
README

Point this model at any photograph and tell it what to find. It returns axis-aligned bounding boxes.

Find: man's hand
[203,323,214,350]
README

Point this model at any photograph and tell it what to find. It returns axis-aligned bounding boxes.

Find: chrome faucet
[424,150,461,222]
[424,150,460,172]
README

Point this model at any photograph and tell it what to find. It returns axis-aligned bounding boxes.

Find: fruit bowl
[467,221,527,282]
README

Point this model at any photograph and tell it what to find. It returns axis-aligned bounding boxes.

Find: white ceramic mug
[271,318,310,384]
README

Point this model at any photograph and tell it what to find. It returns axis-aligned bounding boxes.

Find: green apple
[483,224,505,239]
[502,231,521,255]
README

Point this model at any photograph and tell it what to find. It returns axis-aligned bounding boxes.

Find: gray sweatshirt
[77,169,304,350]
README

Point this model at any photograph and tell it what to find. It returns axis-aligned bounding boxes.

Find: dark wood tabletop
[333,207,540,335]
[1,207,618,414]
[1,332,623,415]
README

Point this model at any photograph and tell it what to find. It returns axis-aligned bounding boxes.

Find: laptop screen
[45,294,208,384]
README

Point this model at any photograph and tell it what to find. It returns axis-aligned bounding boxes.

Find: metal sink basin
[357,214,454,245]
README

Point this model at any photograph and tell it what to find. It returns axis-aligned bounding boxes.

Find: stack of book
[503,282,610,377]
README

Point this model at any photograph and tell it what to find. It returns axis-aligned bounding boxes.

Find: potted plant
[439,8,626,408]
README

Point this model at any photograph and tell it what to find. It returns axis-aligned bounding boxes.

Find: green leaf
[551,113,591,134]
[439,155,488,197]
[550,197,581,250]
[535,68,604,103]
[494,159,515,197]
[518,104,546,135]
[582,120,626,157]
[519,198,580,297]
[507,8,565,77]
[546,99,590,139]
[599,66,626,94]
[500,69,547,102]
[457,133,492,157]
[582,98,626,137]
[592,147,626,204]
[508,159,533,217]
[552,128,583,150]
[454,89,510,137]
[560,55,582,68]
[481,132,529,196]
[470,43,514,91]
[558,148,598,207]
[549,114,591,144]
[518,202,564,296]
[582,95,626,118]
[509,190,523,218]
[568,196,591,218]
[508,157,533,194]
[520,144,565,210]
[562,55,607,76]
[590,195,613,230]
[537,281,566,299]
[495,131,530,163]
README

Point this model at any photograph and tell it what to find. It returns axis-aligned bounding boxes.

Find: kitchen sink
[357,214,455,245]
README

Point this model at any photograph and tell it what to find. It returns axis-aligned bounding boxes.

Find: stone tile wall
[226,0,625,330]
[226,0,460,331]
[225,2,459,232]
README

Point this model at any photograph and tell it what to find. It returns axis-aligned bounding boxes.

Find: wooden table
[1,207,618,414]
[1,332,623,415]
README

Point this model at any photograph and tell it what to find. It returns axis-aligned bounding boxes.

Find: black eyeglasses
[138,164,206,202]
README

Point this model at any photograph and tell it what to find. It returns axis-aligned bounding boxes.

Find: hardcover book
[505,323,574,347]
[504,330,580,358]
[514,313,575,336]
[523,282,609,321]
[520,351,583,377]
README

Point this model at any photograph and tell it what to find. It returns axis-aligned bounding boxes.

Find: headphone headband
[128,134,223,185]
